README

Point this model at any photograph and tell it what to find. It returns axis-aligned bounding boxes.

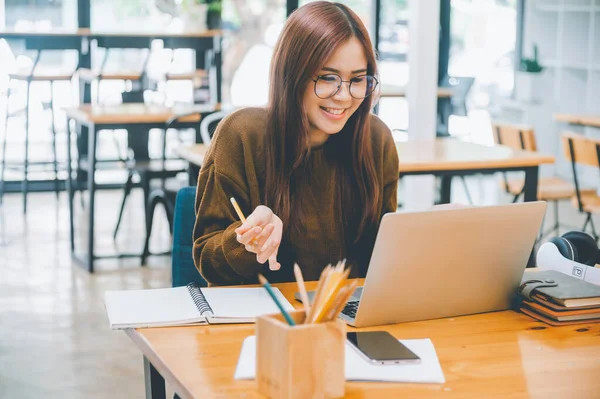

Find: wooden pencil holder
[256,311,346,399]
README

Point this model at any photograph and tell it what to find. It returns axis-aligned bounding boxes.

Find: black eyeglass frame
[311,73,379,99]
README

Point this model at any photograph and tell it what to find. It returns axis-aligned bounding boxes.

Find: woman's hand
[234,205,282,271]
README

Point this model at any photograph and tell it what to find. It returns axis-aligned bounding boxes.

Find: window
[377,0,409,132]
[4,0,78,29]
[449,0,518,142]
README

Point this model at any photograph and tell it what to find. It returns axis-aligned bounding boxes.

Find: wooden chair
[492,122,575,239]
[561,132,600,241]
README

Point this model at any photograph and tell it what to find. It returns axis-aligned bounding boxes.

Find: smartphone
[346,331,421,365]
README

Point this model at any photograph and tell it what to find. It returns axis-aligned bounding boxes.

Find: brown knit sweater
[192,107,399,286]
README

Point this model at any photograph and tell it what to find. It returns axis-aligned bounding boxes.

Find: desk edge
[126,328,195,399]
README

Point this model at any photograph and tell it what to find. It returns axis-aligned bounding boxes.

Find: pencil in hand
[231,196,258,249]
[258,274,296,326]
[230,197,246,223]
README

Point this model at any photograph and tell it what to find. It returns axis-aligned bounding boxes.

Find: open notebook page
[201,287,294,319]
[104,286,203,329]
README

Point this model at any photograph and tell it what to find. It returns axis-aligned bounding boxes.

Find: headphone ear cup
[561,231,598,266]
[548,237,578,261]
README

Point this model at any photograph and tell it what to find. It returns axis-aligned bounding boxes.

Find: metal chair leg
[459,176,473,205]
[588,214,599,243]
[22,80,32,214]
[49,80,59,199]
[113,171,135,239]
[141,192,161,266]
[142,189,175,265]
[583,213,591,231]
[0,84,11,205]
[537,201,561,242]
[553,200,560,236]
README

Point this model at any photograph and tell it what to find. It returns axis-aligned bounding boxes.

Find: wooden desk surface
[65,103,219,125]
[553,113,600,128]
[90,29,222,38]
[0,28,90,37]
[127,280,600,399]
[397,139,554,172]
[380,84,453,98]
[176,139,555,172]
[176,144,209,167]
[0,28,222,38]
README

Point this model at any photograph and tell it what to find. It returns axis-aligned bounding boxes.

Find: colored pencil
[258,274,296,326]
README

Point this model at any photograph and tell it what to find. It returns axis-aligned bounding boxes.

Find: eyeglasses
[312,74,379,99]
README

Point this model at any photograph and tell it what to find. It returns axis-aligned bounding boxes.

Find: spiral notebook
[104,284,294,329]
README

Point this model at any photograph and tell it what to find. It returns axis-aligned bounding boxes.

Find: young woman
[193,1,399,286]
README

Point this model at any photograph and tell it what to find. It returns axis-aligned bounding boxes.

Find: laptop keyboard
[341,300,360,319]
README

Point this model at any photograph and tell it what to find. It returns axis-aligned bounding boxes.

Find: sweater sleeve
[192,164,263,286]
[191,110,266,286]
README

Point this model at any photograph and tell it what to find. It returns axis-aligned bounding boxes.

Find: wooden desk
[0,28,90,38]
[126,280,600,399]
[0,28,221,38]
[176,144,209,182]
[553,113,600,128]
[379,84,453,98]
[396,139,554,171]
[64,103,219,273]
[65,103,220,125]
[0,28,224,104]
[177,138,552,267]
[178,139,554,204]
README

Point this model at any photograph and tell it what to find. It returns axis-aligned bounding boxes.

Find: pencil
[230,197,246,223]
[328,279,359,321]
[312,266,351,324]
[307,265,332,323]
[258,274,296,326]
[293,263,311,322]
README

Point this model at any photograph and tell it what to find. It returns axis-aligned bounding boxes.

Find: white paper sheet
[234,335,445,384]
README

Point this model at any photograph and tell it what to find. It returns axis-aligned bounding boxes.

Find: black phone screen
[346,331,420,361]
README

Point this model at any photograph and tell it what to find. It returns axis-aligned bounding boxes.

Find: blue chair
[171,186,208,288]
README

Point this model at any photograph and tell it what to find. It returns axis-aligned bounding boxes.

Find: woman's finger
[268,251,281,271]
[235,206,271,235]
[237,226,262,246]
[252,224,275,259]
[256,239,278,264]
[261,217,282,251]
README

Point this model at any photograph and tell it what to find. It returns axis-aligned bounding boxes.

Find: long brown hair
[265,1,380,245]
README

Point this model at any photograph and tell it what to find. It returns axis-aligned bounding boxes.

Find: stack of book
[517,270,600,326]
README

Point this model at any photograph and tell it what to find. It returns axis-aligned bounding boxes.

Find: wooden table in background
[553,113,600,128]
[126,280,600,399]
[178,138,553,268]
[64,103,219,273]
[178,138,554,204]
[395,139,554,203]
[0,28,224,103]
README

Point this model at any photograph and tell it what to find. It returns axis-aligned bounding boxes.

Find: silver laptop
[299,201,547,328]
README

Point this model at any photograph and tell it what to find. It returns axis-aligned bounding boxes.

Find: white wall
[503,0,600,188]
[403,0,440,211]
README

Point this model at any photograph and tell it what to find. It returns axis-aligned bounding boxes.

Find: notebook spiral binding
[186,283,213,315]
